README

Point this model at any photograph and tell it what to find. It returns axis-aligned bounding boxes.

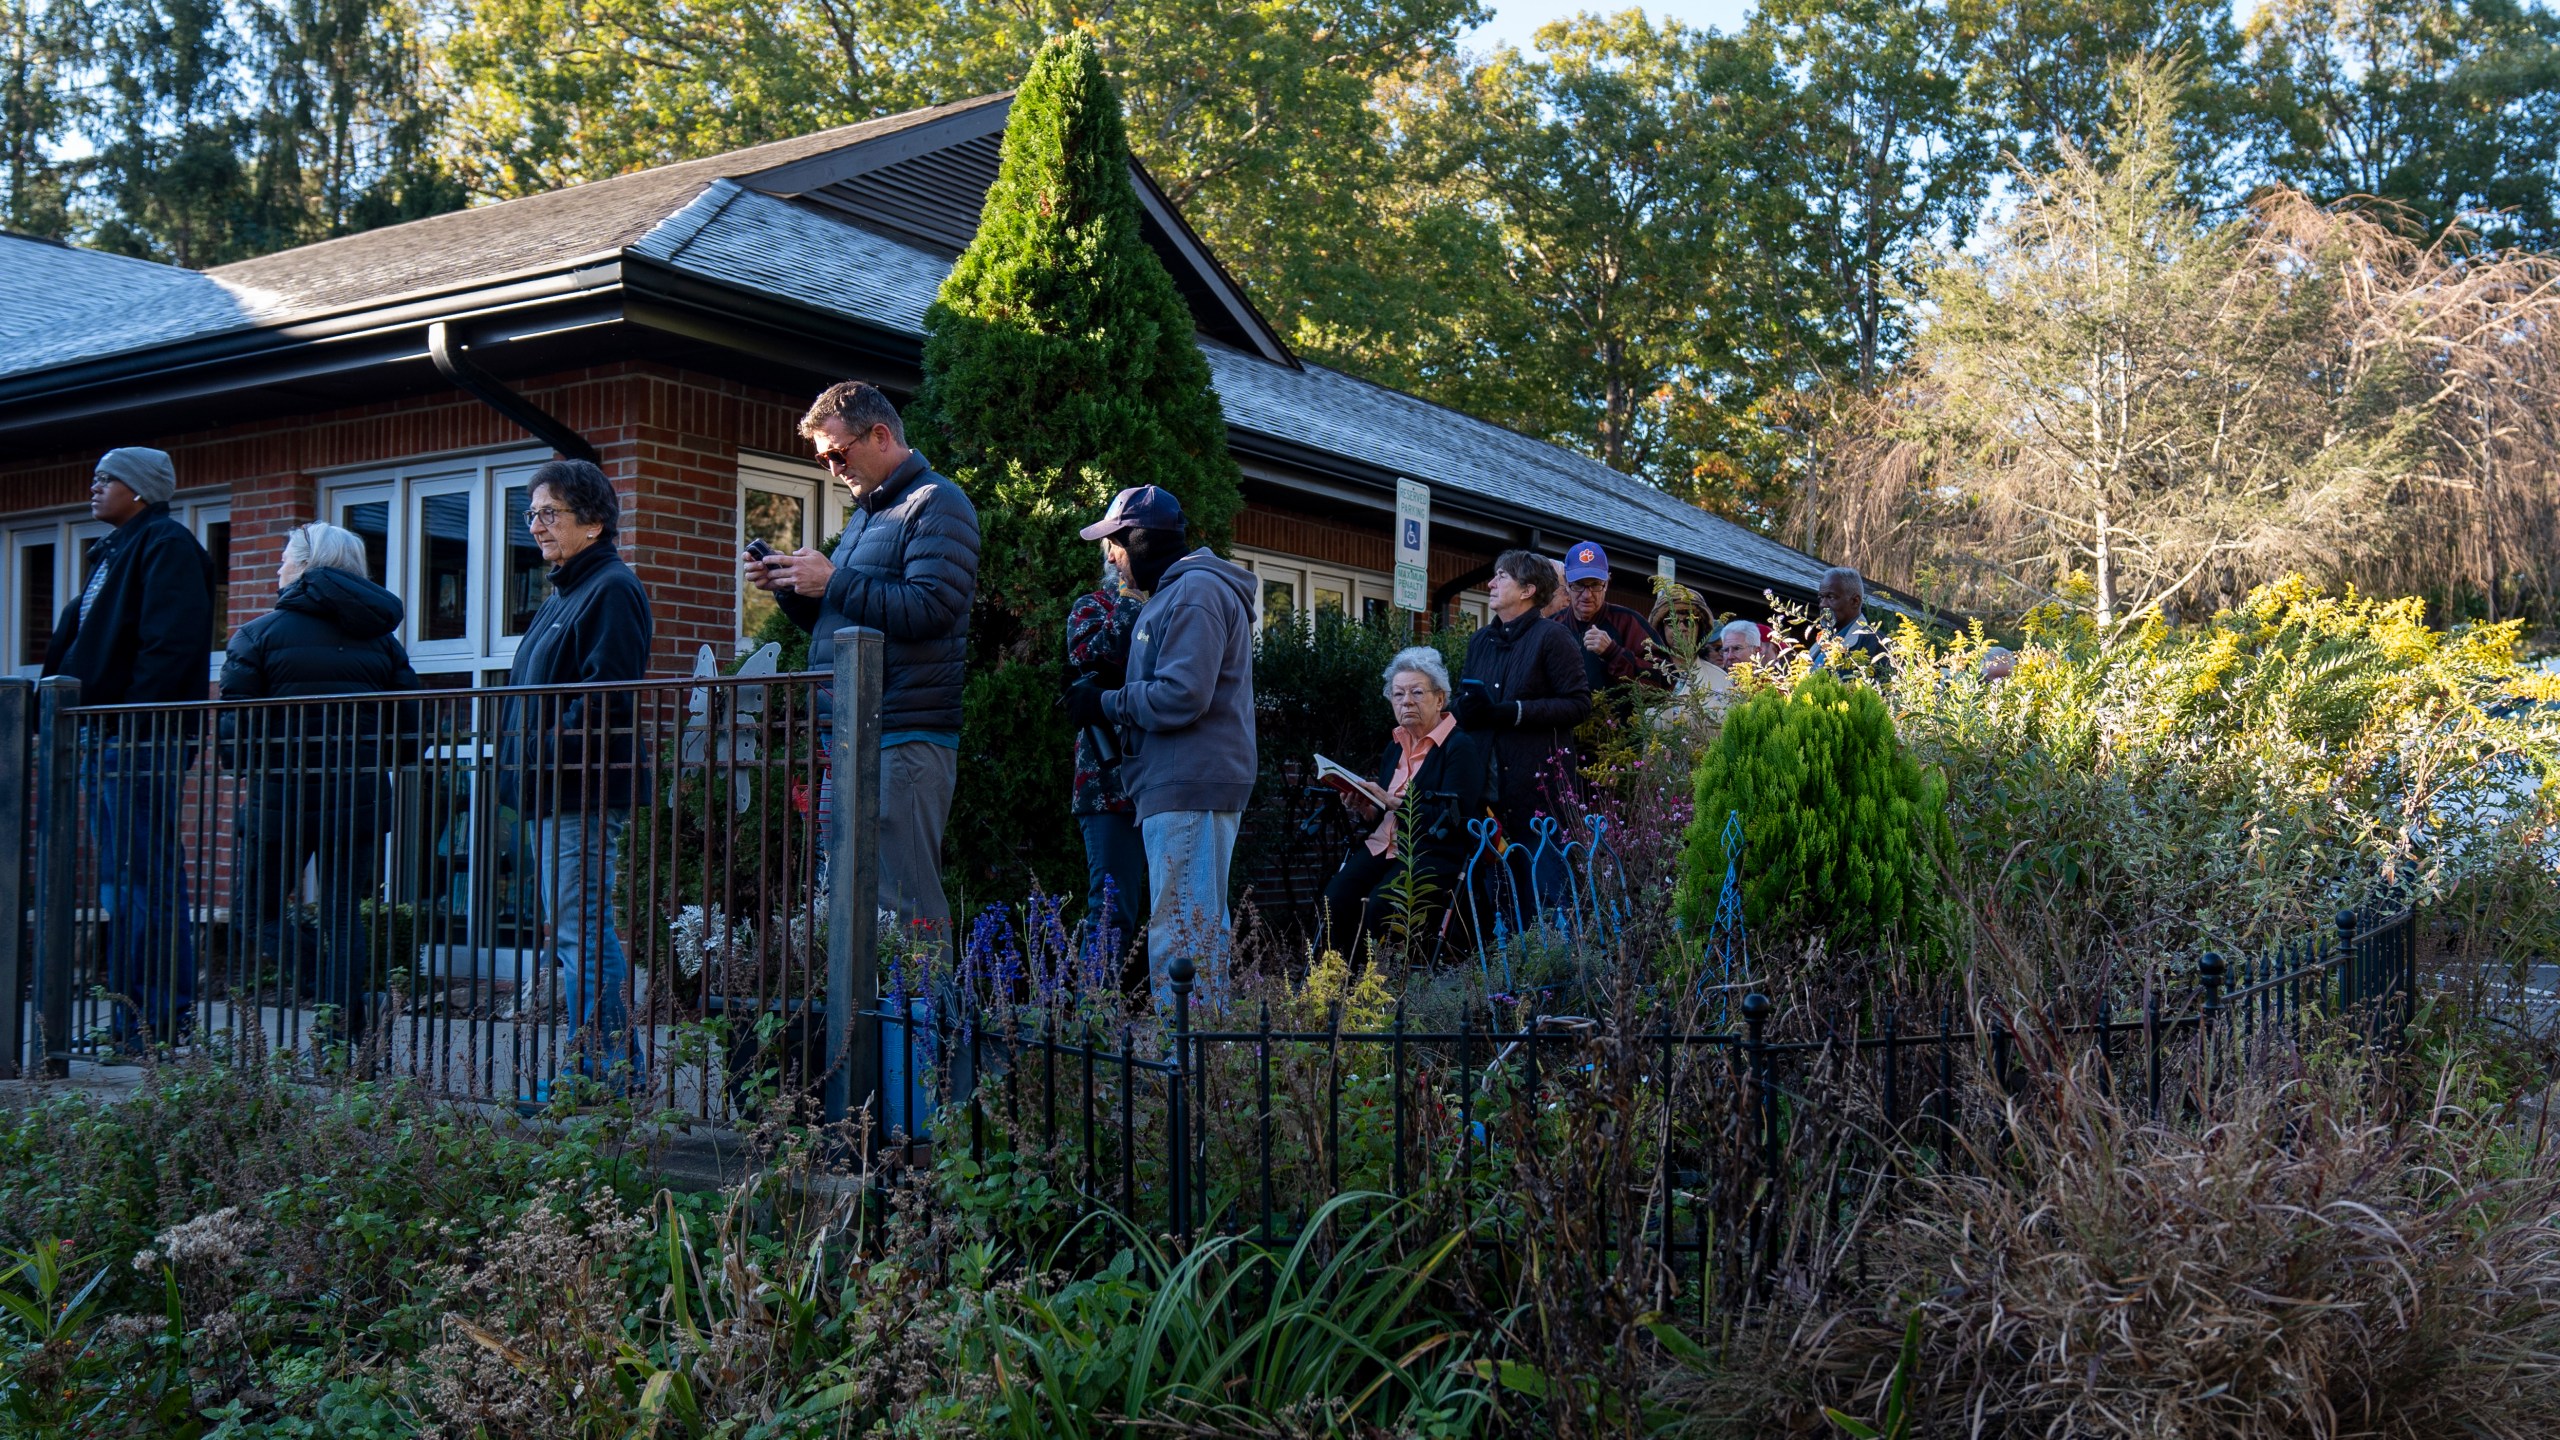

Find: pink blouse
[1365,713,1456,857]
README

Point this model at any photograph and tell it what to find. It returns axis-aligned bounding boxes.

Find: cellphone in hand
[1460,678,1491,707]
[744,538,776,562]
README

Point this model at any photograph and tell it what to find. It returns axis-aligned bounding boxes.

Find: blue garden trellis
[1462,803,1633,1022]
[1703,809,1749,1022]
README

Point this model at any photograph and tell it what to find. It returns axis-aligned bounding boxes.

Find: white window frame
[736,451,844,650]
[1229,543,1485,631]
[318,446,549,680]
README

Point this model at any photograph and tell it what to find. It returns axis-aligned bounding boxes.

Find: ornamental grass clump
[1658,1047,2560,1439]
[1676,669,1950,961]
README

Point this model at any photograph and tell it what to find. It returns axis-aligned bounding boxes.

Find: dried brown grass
[1661,1044,2560,1439]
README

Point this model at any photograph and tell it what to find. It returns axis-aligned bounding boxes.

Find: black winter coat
[1364,728,1498,873]
[1461,611,1592,840]
[779,452,978,733]
[219,568,422,821]
[44,505,214,707]
[501,543,653,816]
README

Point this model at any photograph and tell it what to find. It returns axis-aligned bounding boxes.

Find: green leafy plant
[973,1194,1489,1439]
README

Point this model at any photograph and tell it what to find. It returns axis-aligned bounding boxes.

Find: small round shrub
[1675,670,1950,956]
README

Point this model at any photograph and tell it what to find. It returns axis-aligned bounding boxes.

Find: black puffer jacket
[501,542,653,816]
[779,452,979,733]
[1461,610,1592,840]
[219,567,422,818]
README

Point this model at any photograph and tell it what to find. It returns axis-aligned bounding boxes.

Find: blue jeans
[1140,809,1240,1005]
[536,809,641,1087]
[85,742,198,1045]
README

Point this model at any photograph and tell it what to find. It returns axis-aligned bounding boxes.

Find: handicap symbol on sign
[1404,518,1421,549]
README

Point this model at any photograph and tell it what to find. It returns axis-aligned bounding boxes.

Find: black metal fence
[0,629,892,1123]
[870,906,2421,1290]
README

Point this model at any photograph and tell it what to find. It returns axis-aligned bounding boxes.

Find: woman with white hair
[1320,645,1495,959]
[221,521,421,1049]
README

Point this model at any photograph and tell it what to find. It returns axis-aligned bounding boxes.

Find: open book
[1312,753,1396,811]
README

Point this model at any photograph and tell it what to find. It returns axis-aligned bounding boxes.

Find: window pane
[1261,579,1295,628]
[500,486,546,636]
[19,541,54,669]
[202,520,231,649]
[740,488,807,641]
[418,492,472,642]
[343,500,390,584]
[1313,586,1346,616]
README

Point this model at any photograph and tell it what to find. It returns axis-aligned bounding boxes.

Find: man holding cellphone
[744,381,980,959]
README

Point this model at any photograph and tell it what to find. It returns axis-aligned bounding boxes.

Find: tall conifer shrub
[911,32,1244,898]
[1676,671,1951,959]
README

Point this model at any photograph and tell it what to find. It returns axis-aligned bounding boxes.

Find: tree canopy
[9,0,2560,624]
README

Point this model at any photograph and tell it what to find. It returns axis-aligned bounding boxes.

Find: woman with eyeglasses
[220,521,420,1055]
[501,459,654,1098]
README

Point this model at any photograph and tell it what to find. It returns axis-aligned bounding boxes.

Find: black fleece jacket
[1461,610,1592,839]
[501,542,653,816]
[44,505,214,706]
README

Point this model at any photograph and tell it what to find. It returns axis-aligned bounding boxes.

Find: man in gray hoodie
[1065,486,1257,996]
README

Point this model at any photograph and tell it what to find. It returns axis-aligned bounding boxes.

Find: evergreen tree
[911,31,1243,901]
[2,0,85,238]
[913,30,1241,650]
[1677,671,1949,957]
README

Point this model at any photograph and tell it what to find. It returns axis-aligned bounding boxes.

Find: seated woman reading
[1321,647,1496,960]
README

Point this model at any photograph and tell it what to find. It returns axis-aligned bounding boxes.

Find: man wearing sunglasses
[45,447,217,1052]
[746,381,980,961]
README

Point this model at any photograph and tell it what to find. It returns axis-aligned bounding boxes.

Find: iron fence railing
[870,906,2420,1304]
[1,628,889,1121]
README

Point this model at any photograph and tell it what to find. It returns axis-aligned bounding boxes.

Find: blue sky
[1463,0,1760,54]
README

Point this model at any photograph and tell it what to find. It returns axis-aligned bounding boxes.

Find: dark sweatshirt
[1103,549,1258,819]
[501,542,653,816]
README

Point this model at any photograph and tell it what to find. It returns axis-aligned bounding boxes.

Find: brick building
[0,92,1834,688]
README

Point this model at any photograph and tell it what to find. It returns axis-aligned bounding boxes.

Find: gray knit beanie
[96,447,176,506]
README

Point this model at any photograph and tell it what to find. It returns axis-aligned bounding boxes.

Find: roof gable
[742,97,1290,364]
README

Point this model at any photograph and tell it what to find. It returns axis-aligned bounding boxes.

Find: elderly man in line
[1811,566,1891,680]
[1715,619,1768,670]
[1561,540,1666,694]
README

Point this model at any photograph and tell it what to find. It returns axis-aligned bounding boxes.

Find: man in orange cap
[1560,540,1665,695]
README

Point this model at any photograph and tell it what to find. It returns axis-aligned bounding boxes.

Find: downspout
[427,321,601,463]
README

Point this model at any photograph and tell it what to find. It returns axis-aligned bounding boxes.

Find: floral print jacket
[1065,582,1142,817]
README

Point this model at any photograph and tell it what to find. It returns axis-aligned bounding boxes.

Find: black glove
[1454,688,1501,732]
[1065,677,1111,729]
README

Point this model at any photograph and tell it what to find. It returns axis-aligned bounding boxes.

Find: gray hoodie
[1103,548,1258,819]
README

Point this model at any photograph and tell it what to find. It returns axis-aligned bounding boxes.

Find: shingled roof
[0,96,1833,596]
[208,96,1013,320]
